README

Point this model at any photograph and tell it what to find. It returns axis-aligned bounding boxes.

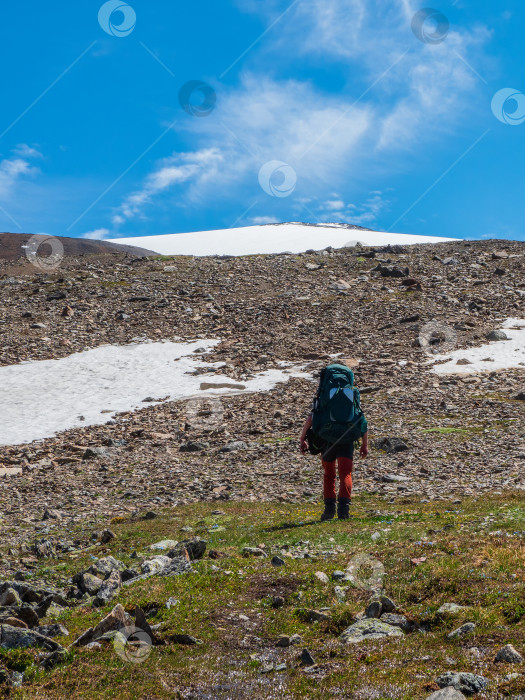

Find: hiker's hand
[360,444,368,459]
[300,439,308,454]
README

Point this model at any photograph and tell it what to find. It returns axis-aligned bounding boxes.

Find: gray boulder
[168,538,207,561]
[0,624,65,653]
[380,613,417,633]
[486,330,508,341]
[73,603,133,647]
[436,672,488,696]
[427,688,466,699]
[437,603,466,617]
[340,618,404,644]
[93,570,122,608]
[495,644,523,663]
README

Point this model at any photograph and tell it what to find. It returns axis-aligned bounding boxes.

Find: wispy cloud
[0,148,40,200]
[95,0,489,233]
[113,148,223,224]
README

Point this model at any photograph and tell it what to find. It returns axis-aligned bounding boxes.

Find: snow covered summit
[111,222,459,257]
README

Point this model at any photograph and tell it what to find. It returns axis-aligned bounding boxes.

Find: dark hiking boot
[337,497,351,520]
[320,498,337,521]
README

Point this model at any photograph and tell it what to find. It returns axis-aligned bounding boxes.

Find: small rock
[306,609,330,623]
[99,529,116,544]
[315,571,329,584]
[495,644,523,664]
[437,603,465,616]
[447,622,475,638]
[271,596,285,609]
[380,613,416,633]
[93,570,122,608]
[219,441,248,453]
[171,634,202,645]
[179,441,209,453]
[82,447,112,460]
[486,330,508,341]
[300,648,316,667]
[341,618,404,644]
[0,588,22,607]
[365,600,382,619]
[380,595,397,613]
[35,624,69,638]
[271,556,286,567]
[375,437,409,454]
[242,547,267,558]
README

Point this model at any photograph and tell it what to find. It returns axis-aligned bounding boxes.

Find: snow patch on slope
[431,319,525,374]
[0,340,307,447]
[112,222,458,257]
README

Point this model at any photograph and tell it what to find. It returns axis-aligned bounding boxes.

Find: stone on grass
[35,624,69,638]
[315,571,329,584]
[171,633,203,645]
[168,538,207,561]
[365,600,382,618]
[0,588,21,607]
[150,539,178,551]
[426,688,466,699]
[93,570,121,608]
[73,603,133,647]
[0,625,65,653]
[380,595,397,613]
[436,671,488,696]
[448,622,475,638]
[242,547,267,558]
[380,613,416,633]
[306,609,330,623]
[495,644,523,664]
[340,618,404,644]
[437,603,465,616]
[300,648,315,666]
[271,556,285,567]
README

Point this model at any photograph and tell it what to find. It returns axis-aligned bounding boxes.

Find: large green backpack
[311,364,367,445]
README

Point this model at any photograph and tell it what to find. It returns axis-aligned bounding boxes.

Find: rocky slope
[0,231,156,264]
[0,238,524,570]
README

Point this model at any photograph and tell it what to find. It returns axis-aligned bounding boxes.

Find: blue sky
[0,0,524,241]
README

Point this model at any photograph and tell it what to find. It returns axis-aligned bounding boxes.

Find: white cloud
[317,191,391,226]
[114,148,223,223]
[82,228,111,240]
[250,216,279,225]
[0,154,39,200]
[95,0,489,231]
[14,144,43,159]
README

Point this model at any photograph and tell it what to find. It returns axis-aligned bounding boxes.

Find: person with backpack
[299,364,368,521]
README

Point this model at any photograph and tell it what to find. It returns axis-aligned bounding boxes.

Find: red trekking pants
[322,457,353,499]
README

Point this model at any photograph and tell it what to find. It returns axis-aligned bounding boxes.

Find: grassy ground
[2,491,525,699]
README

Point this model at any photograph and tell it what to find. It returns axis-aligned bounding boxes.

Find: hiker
[299,364,368,521]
